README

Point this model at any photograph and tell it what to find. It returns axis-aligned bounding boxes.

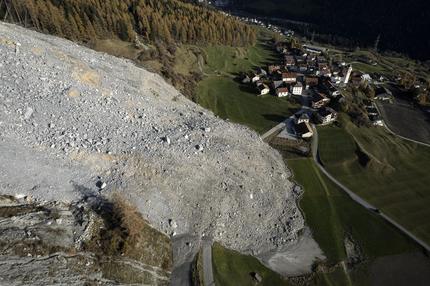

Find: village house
[291,82,303,95]
[317,56,327,63]
[317,63,332,77]
[295,121,314,138]
[312,92,330,109]
[306,54,317,63]
[257,83,270,95]
[322,80,341,97]
[268,65,281,74]
[271,80,284,90]
[317,62,329,70]
[366,106,378,116]
[350,71,364,86]
[257,67,268,77]
[295,55,306,64]
[374,86,392,101]
[241,74,251,84]
[330,72,342,85]
[284,55,295,67]
[317,107,337,125]
[320,69,332,77]
[276,43,289,54]
[251,73,260,83]
[298,63,308,72]
[361,73,372,82]
[305,76,319,89]
[276,87,290,97]
[255,79,264,86]
[295,112,310,124]
[369,114,384,126]
[282,72,297,83]
[351,77,362,86]
[308,65,317,73]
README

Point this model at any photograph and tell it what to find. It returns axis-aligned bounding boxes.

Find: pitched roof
[312,92,327,102]
[282,72,297,78]
[276,87,290,93]
[318,107,336,117]
[295,122,312,135]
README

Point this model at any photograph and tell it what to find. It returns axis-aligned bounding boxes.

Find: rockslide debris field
[0,22,319,281]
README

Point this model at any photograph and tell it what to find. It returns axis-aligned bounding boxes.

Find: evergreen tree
[1,0,257,47]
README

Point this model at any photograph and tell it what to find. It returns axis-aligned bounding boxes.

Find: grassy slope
[330,49,429,81]
[318,119,430,244]
[212,243,290,286]
[288,158,418,285]
[196,37,301,133]
[288,159,417,262]
[197,77,300,133]
[191,32,423,285]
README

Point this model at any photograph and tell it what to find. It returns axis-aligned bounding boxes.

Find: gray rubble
[0,22,319,279]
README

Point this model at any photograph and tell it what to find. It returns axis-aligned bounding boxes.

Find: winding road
[260,89,430,253]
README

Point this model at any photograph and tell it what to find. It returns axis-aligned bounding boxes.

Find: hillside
[0,0,256,46]
[0,0,258,99]
[226,0,430,61]
[0,22,317,283]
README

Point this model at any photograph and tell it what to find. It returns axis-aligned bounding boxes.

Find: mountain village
[240,40,386,146]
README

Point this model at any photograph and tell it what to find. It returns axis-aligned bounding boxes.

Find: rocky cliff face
[0,194,172,285]
[0,22,306,283]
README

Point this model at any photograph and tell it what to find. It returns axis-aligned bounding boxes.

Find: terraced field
[318,122,430,244]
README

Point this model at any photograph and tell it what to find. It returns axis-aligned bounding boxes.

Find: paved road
[261,120,288,140]
[202,238,215,286]
[310,125,430,253]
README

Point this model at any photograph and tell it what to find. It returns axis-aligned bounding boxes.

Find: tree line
[0,0,256,47]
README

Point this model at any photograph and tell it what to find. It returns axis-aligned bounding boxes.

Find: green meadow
[318,119,430,245]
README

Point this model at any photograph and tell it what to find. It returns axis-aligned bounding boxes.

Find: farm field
[318,121,430,244]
